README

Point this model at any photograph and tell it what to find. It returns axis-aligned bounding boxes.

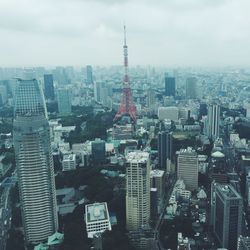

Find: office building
[126,151,150,231]
[85,202,112,238]
[158,131,172,171]
[91,138,106,165]
[238,235,250,250]
[208,103,220,140]
[150,169,165,202]
[62,154,76,171]
[186,77,197,99]
[13,79,58,244]
[43,74,55,100]
[158,106,179,121]
[86,65,93,85]
[0,85,7,106]
[212,184,242,250]
[57,87,72,115]
[177,148,198,191]
[165,76,176,97]
[199,103,208,117]
[147,88,155,110]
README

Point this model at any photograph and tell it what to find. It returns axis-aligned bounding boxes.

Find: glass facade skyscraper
[57,87,72,115]
[43,74,55,100]
[165,77,176,97]
[13,79,58,244]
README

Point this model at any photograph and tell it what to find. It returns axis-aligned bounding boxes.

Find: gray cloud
[0,0,250,66]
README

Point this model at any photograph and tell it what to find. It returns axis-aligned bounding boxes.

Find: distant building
[126,151,150,231]
[208,103,220,140]
[212,183,243,250]
[43,74,55,100]
[86,65,93,85]
[62,154,76,171]
[150,169,165,207]
[177,148,198,191]
[85,202,112,238]
[158,106,179,121]
[165,76,176,97]
[57,87,72,115]
[91,138,106,165]
[158,130,172,171]
[186,77,197,99]
[0,85,7,106]
[199,103,207,117]
[147,88,156,110]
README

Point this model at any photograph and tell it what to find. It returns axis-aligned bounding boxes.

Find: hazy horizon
[1,0,250,67]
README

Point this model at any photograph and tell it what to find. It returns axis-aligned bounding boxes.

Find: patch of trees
[67,111,115,145]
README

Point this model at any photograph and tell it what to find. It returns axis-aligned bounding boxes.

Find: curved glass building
[13,79,58,244]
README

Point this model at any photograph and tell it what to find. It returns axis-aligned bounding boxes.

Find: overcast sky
[0,0,250,67]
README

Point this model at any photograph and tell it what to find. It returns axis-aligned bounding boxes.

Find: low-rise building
[85,202,112,238]
[62,154,76,171]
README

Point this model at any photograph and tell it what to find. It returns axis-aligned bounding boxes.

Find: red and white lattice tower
[113,25,136,122]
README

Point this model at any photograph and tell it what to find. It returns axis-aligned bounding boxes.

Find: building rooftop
[86,202,109,223]
[56,187,75,196]
[126,151,149,164]
[150,169,165,178]
[216,184,242,200]
[63,154,76,161]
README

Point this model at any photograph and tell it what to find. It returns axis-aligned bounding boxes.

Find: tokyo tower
[113,25,137,122]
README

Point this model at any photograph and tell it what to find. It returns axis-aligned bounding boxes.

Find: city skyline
[0,0,250,67]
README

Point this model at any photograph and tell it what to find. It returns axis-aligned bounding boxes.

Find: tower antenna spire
[124,24,127,46]
[114,25,137,123]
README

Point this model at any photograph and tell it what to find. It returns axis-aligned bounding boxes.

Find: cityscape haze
[1,1,250,250]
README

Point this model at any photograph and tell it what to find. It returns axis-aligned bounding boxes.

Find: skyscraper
[165,76,176,97]
[126,151,150,231]
[86,65,93,85]
[177,148,198,191]
[212,183,243,250]
[158,131,172,171]
[91,138,106,165]
[57,87,72,115]
[208,103,220,140]
[43,74,55,100]
[186,77,197,99]
[13,79,58,244]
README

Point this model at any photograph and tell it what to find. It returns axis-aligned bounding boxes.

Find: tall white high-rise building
[208,103,220,140]
[177,148,198,191]
[13,79,58,244]
[126,151,151,231]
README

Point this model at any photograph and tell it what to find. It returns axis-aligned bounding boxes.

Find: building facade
[91,138,106,165]
[186,77,197,99]
[85,202,112,238]
[212,183,243,250]
[13,79,58,244]
[126,151,151,231]
[165,76,176,97]
[208,103,220,140]
[57,87,72,115]
[86,65,93,85]
[43,74,55,100]
[158,131,172,171]
[177,148,198,191]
